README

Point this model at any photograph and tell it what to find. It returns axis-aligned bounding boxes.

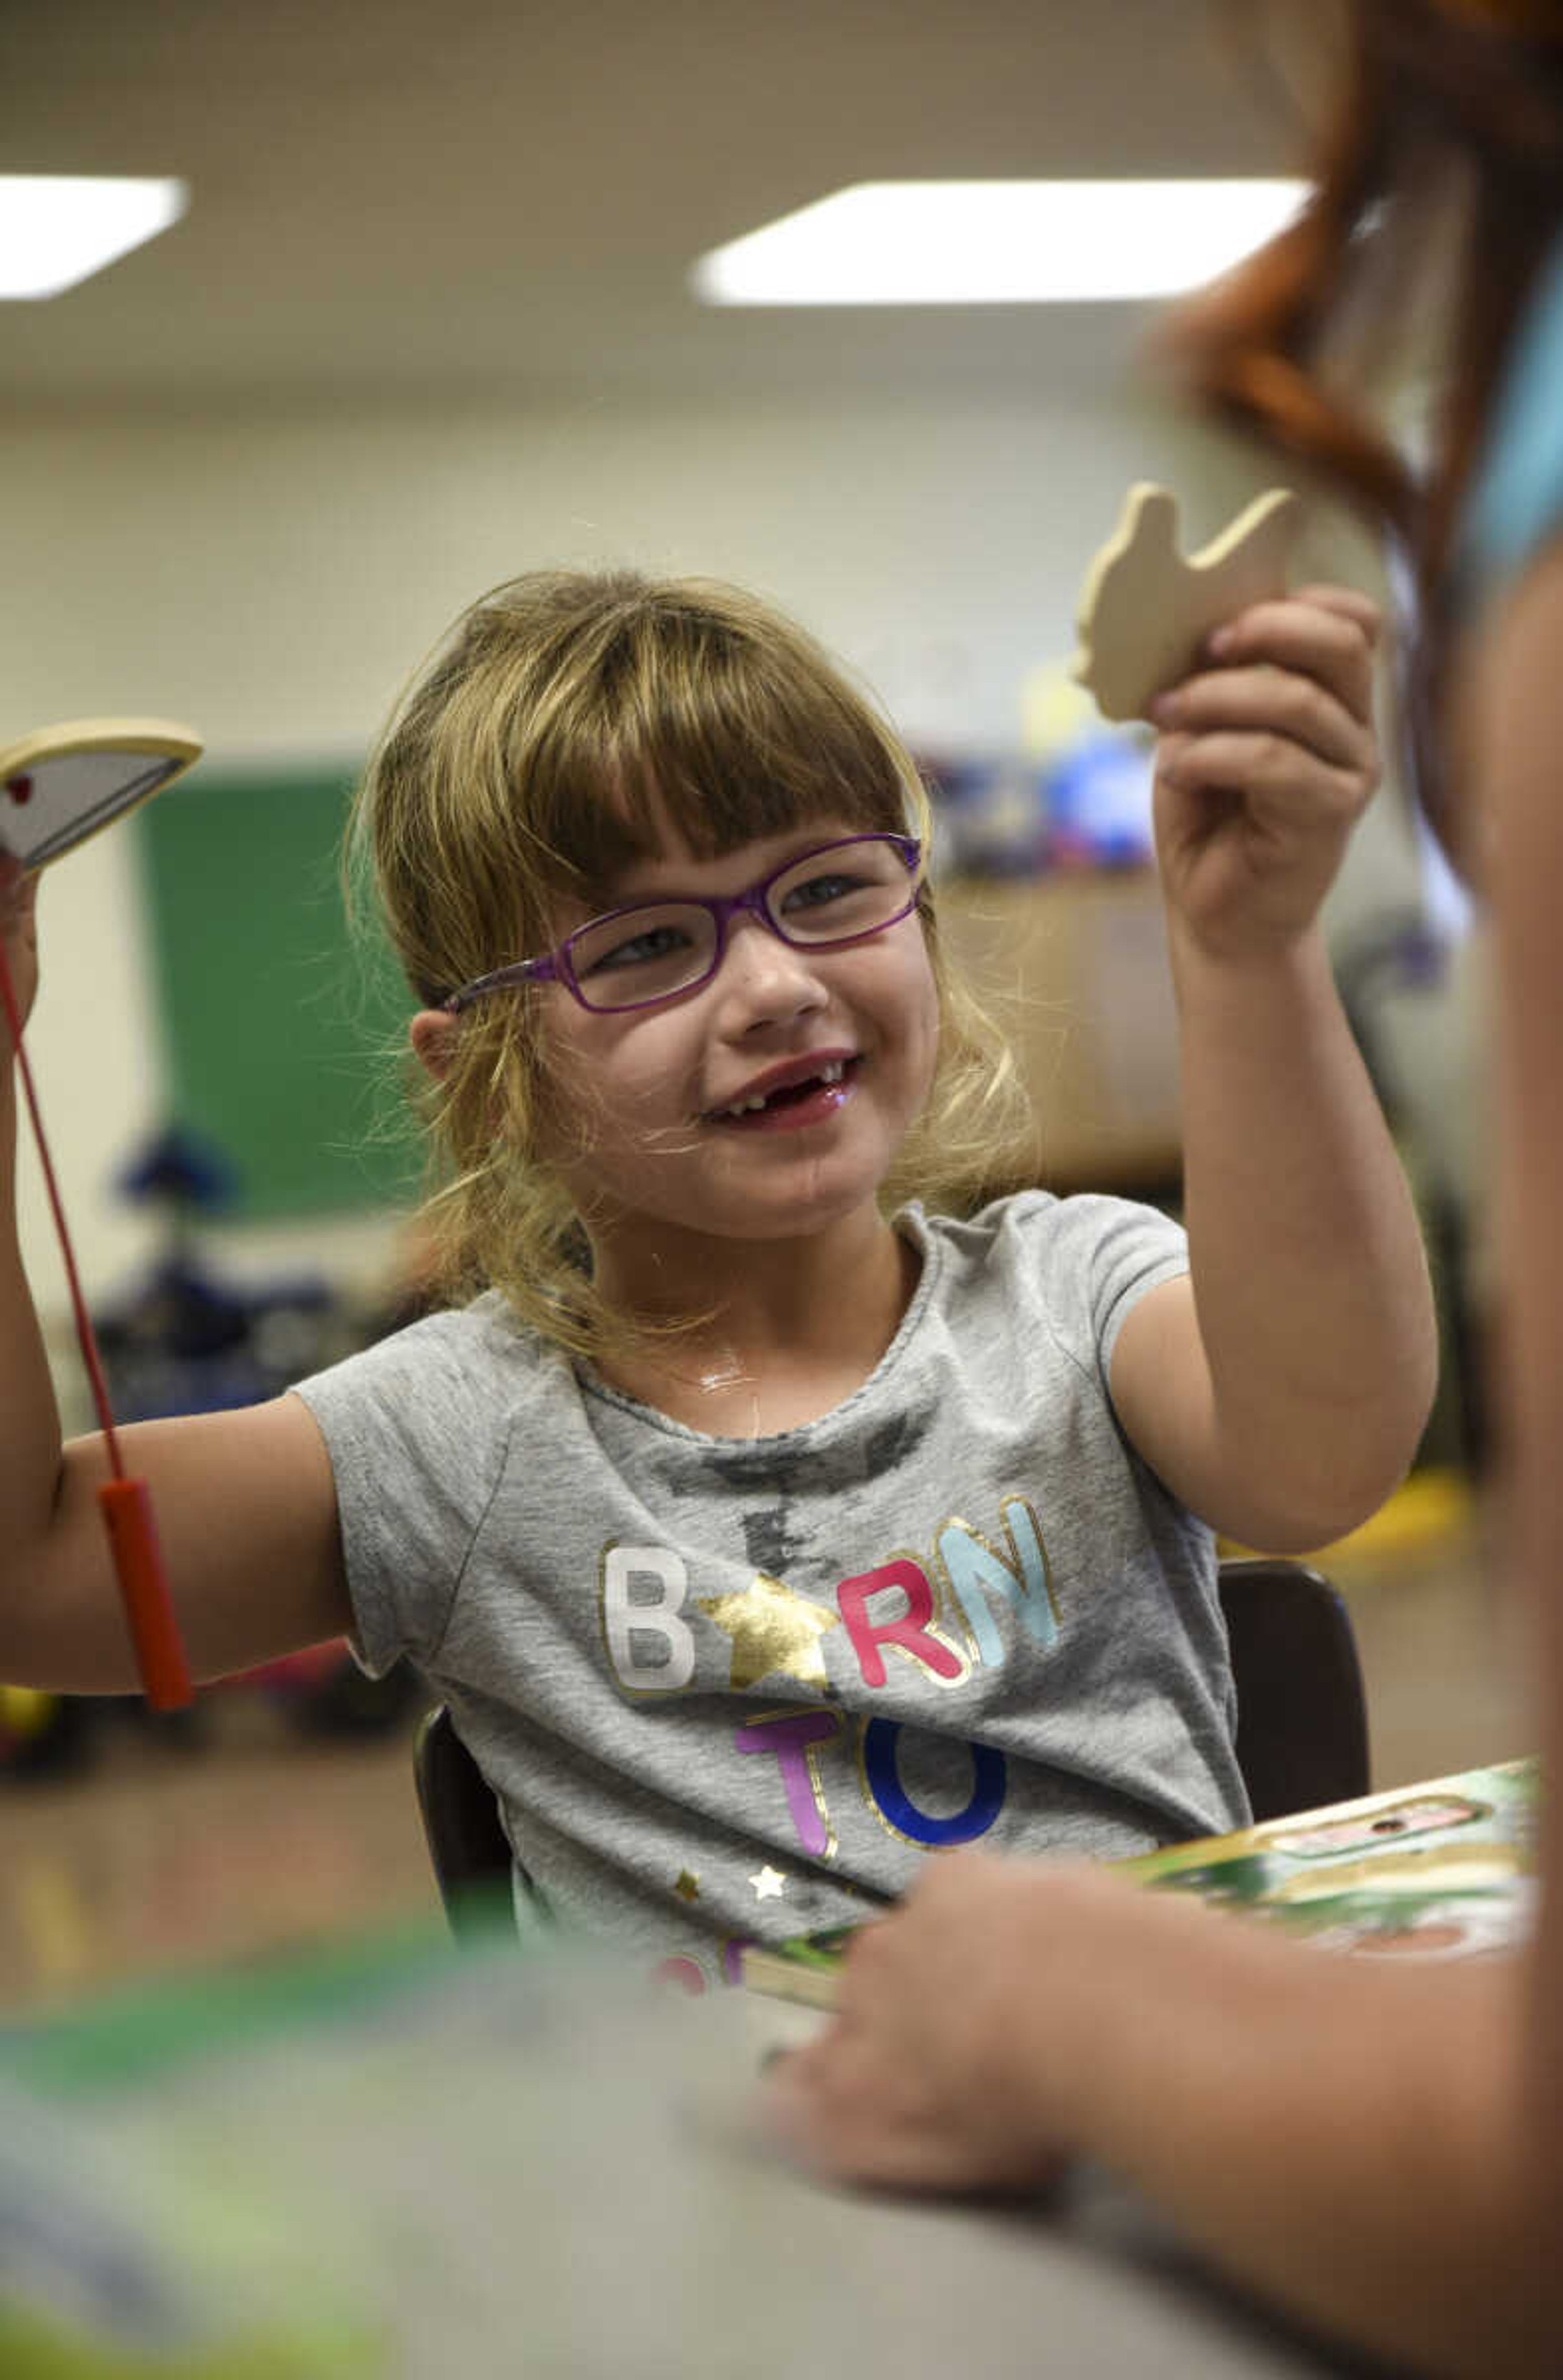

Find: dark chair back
[414,1555,1371,1933]
[413,1704,519,1939]
[1216,1556,1370,1822]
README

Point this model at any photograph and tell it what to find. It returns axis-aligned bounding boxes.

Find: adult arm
[1478,534,1563,2336]
[768,1855,1539,2380]
[767,551,1563,2378]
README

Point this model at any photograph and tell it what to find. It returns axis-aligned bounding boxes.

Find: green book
[741,1757,1540,2008]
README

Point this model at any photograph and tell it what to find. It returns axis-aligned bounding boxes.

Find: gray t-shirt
[294,1192,1247,1982]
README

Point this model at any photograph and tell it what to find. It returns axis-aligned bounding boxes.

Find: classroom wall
[2,387,1473,1325]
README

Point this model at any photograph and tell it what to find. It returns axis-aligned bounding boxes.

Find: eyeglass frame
[441,830,925,1016]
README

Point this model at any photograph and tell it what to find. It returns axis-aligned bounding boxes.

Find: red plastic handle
[97,1476,193,1711]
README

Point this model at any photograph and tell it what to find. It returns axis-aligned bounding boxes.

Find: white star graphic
[749,1865,787,1902]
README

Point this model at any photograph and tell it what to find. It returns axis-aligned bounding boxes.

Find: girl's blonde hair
[349,568,1037,1358]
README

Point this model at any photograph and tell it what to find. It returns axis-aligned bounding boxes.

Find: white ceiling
[0,0,1309,411]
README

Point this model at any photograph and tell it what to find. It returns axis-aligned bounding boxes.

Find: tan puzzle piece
[1071,483,1302,723]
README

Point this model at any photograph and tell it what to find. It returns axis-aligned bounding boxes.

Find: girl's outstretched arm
[1108,585,1438,1551]
[0,862,352,1692]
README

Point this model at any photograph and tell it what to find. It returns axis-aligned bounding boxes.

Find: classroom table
[1,1759,1537,2377]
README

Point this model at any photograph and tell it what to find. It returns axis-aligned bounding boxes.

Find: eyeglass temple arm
[443,953,558,1013]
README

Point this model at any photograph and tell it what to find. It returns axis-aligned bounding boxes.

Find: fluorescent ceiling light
[692,180,1308,306]
[0,175,188,300]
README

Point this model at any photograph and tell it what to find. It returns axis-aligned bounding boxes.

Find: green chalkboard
[134,768,424,1220]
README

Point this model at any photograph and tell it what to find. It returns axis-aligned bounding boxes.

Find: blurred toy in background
[0,1685,92,1780]
[236,1640,421,1737]
[1021,659,1156,870]
[1,1644,425,1784]
[917,747,1050,877]
[918,659,1154,877]
[0,1645,422,1781]
[91,1120,342,1419]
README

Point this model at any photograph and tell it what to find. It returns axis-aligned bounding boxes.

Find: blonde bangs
[510,576,924,899]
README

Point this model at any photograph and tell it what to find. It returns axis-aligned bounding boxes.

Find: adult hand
[763,1852,1123,2194]
[1148,586,1381,962]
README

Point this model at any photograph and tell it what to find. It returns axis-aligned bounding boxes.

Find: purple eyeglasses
[443,831,923,1015]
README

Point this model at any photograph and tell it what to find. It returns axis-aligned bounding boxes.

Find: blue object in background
[98,1119,334,1411]
[1044,730,1156,869]
[114,1120,240,1213]
[921,728,1154,876]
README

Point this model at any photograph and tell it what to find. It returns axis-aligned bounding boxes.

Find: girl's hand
[763,1853,1110,2195]
[0,858,40,1037]
[1147,585,1382,962]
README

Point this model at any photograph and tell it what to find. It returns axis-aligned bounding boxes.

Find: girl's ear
[410,1008,459,1081]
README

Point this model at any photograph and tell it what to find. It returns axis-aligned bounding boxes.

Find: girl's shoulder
[292,1288,553,1452]
[909,1184,1184,1266]
[906,1187,1187,1360]
[355,1287,543,1374]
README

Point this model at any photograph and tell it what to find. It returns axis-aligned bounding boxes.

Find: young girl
[0,567,1434,1985]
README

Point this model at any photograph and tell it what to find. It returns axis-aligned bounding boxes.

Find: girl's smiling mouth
[702,1052,860,1129]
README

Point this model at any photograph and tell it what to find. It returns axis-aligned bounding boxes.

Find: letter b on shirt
[602,1544,696,1693]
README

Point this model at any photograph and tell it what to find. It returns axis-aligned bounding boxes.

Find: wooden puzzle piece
[1071,483,1303,723]
[0,717,202,871]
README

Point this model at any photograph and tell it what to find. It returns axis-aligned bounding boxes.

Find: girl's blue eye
[781,870,860,913]
[584,921,695,974]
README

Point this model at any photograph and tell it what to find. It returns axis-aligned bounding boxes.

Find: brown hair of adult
[1164,0,1563,833]
[349,569,1038,1357]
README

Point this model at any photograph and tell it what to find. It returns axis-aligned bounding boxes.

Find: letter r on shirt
[836,1558,966,1688]
[601,1543,696,1693]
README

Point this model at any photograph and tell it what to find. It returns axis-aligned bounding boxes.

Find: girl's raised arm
[0,864,352,1694]
[1105,586,1438,1550]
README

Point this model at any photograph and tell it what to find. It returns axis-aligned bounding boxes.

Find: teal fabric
[1458,229,1563,606]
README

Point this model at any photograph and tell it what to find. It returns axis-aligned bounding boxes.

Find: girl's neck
[588,1205,921,1438]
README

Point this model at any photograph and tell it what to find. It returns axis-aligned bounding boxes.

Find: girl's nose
[713,910,828,1024]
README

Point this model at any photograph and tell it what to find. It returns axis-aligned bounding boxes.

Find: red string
[0,928,126,1478]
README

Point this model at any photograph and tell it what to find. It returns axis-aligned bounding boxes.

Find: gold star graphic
[673,1869,701,1903]
[749,1866,787,1902]
[695,1572,838,1691]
